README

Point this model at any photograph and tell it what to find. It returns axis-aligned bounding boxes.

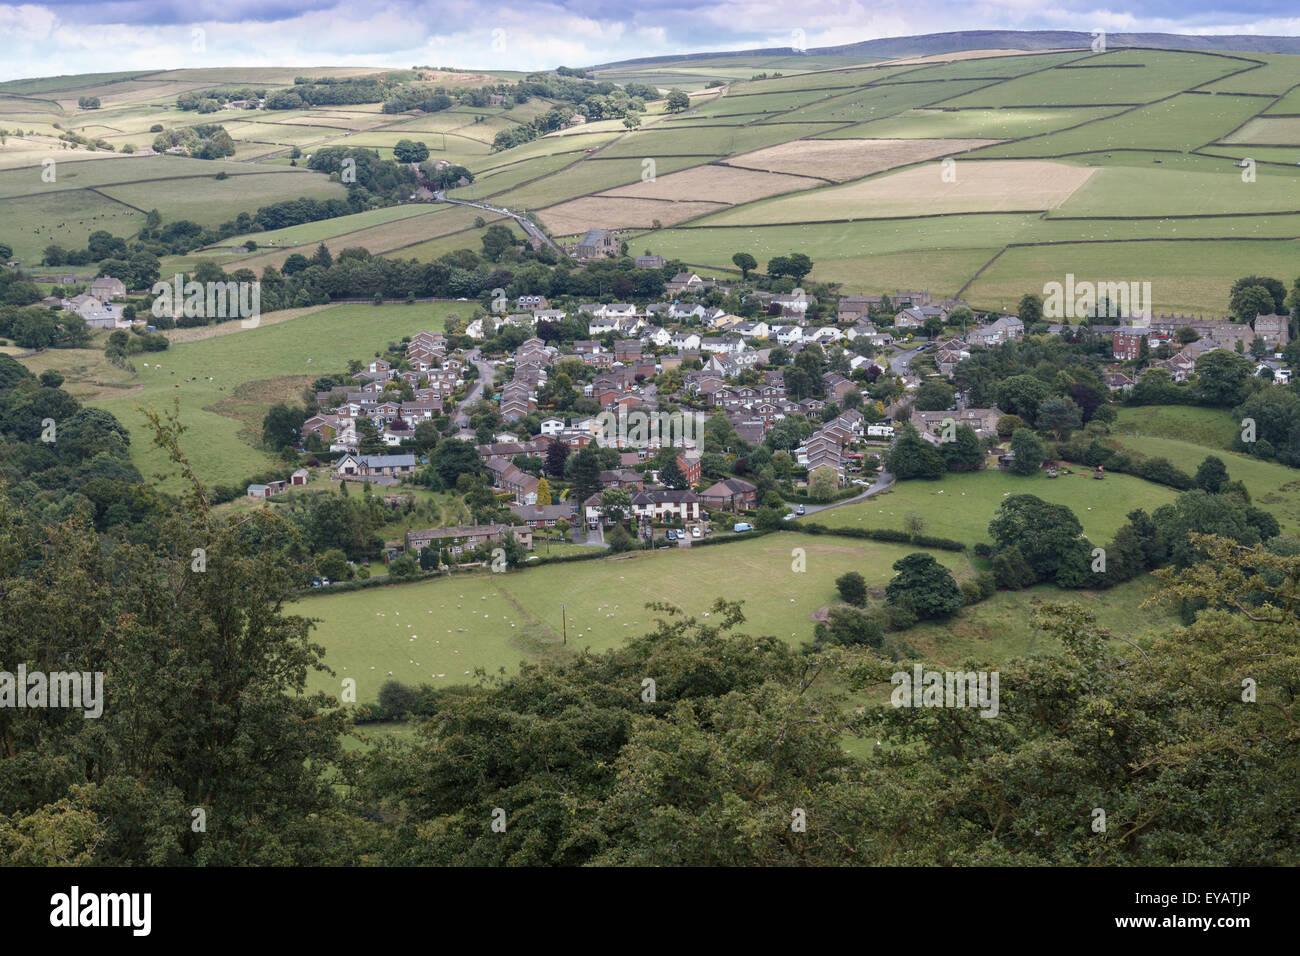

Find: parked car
[733,522,753,533]
[691,526,701,538]
[666,529,677,540]
[796,505,806,515]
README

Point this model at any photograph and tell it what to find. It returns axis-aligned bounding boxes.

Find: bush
[835,571,867,607]
[377,680,418,719]
[992,546,1037,590]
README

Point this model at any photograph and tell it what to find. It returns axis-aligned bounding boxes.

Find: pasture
[296,532,976,704]
[808,469,1179,547]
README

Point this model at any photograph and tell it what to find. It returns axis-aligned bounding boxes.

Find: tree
[569,445,603,503]
[884,424,945,480]
[660,456,688,489]
[427,438,484,489]
[813,606,883,648]
[988,494,1084,583]
[1194,456,1229,494]
[536,477,552,505]
[995,414,1024,439]
[666,89,690,112]
[885,553,963,620]
[1017,293,1043,325]
[262,403,304,450]
[392,139,431,163]
[1195,349,1253,406]
[913,380,954,411]
[939,424,984,472]
[731,252,756,279]
[996,374,1052,422]
[545,439,570,477]
[1229,275,1286,320]
[1035,396,1082,441]
[835,571,867,607]
[808,465,839,502]
[1008,428,1045,476]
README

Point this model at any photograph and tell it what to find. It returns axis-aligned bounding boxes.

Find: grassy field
[809,468,1179,546]
[296,533,976,704]
[21,302,467,490]
[1106,430,1300,534]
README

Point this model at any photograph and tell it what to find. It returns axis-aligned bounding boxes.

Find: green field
[22,302,467,490]
[1106,430,1300,534]
[808,469,1179,547]
[297,533,976,704]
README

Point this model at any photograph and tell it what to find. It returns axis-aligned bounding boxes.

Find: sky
[2,1,1300,82]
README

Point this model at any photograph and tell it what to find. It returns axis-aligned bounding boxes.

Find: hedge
[796,523,966,552]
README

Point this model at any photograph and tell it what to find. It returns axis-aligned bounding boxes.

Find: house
[1253,314,1290,349]
[332,453,417,479]
[893,307,928,329]
[1111,327,1152,361]
[510,503,577,529]
[631,489,701,524]
[577,229,618,259]
[670,331,701,351]
[910,406,1003,442]
[677,453,702,486]
[600,468,644,489]
[773,325,803,345]
[699,477,757,511]
[487,459,541,504]
[967,316,1024,347]
[405,524,533,556]
[1103,371,1135,392]
[773,291,816,315]
[90,276,127,300]
[515,294,549,310]
[636,255,667,269]
[822,372,856,403]
[666,272,706,295]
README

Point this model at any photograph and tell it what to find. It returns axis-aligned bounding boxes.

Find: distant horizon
[3,2,1300,83]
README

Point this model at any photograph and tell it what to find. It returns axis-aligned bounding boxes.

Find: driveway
[795,470,895,518]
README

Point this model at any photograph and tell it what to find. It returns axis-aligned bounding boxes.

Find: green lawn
[809,469,1179,547]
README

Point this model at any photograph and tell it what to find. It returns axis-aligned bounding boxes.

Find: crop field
[8,48,1300,313]
[725,137,1001,181]
[707,160,1094,224]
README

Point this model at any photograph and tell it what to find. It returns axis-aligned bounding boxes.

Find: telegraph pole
[561,605,567,645]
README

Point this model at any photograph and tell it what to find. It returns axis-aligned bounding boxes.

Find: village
[243,260,1292,576]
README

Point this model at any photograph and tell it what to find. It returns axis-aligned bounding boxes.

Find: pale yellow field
[725,137,1002,182]
[706,159,1097,224]
[538,196,726,235]
[600,164,823,203]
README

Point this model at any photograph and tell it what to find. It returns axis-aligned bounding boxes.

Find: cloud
[1,0,1297,81]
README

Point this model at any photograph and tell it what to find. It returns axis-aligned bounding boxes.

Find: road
[452,349,495,429]
[794,469,895,518]
[436,194,564,254]
[888,344,926,376]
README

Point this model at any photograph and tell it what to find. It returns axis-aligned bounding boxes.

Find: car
[584,148,598,153]
[665,529,677,540]
[796,505,806,515]
[782,513,795,521]
[691,527,701,538]
[733,522,753,533]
